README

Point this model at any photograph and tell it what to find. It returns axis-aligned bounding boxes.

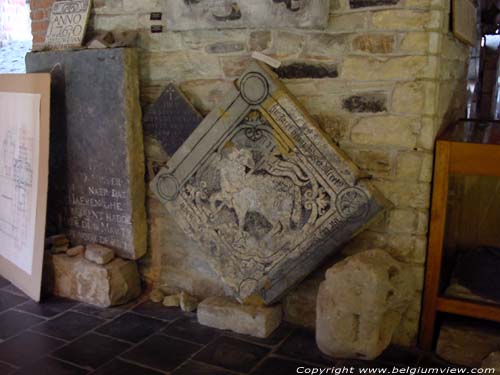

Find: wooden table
[420,120,500,350]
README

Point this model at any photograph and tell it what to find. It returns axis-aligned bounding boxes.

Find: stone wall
[29,0,471,346]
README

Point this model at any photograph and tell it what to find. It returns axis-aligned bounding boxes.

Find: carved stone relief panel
[152,62,389,304]
[165,0,330,30]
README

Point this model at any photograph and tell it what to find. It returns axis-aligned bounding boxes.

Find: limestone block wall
[29,0,471,346]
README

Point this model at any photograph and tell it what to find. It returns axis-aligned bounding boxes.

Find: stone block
[150,289,164,303]
[26,48,147,260]
[316,249,416,360]
[163,294,181,307]
[437,319,500,367]
[85,244,115,265]
[165,0,330,31]
[48,254,141,307]
[342,94,387,113]
[351,116,418,148]
[66,245,85,257]
[482,352,500,372]
[352,34,395,54]
[180,291,199,312]
[274,62,339,79]
[198,297,282,339]
[371,10,432,30]
[342,56,431,81]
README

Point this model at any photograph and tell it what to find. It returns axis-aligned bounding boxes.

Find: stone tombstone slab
[143,84,203,156]
[152,62,389,304]
[166,0,330,31]
[45,0,92,49]
[26,48,147,260]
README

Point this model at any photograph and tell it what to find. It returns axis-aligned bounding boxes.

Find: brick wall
[30,0,55,49]
[29,0,471,346]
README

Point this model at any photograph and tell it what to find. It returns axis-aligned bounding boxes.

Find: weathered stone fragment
[150,289,165,303]
[85,244,115,265]
[66,245,85,257]
[180,291,199,312]
[48,254,141,307]
[437,319,500,367]
[165,0,330,31]
[51,245,69,255]
[47,234,69,247]
[45,0,91,49]
[316,249,416,360]
[163,294,180,307]
[482,352,500,372]
[26,48,147,260]
[152,62,388,304]
[197,297,282,339]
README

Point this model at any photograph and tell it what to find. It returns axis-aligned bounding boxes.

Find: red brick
[31,20,49,33]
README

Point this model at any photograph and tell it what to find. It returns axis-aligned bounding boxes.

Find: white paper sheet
[0,92,41,275]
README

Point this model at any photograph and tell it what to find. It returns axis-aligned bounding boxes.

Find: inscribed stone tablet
[166,0,330,31]
[143,84,203,156]
[45,0,92,49]
[151,62,389,304]
[26,48,147,260]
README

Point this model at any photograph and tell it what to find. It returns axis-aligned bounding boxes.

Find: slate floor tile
[162,316,222,345]
[0,361,16,375]
[52,333,131,370]
[0,290,28,313]
[0,331,65,367]
[173,360,239,375]
[276,328,336,366]
[71,303,132,320]
[0,310,45,339]
[378,345,421,366]
[96,312,166,343]
[227,322,295,347]
[31,311,105,341]
[2,285,28,298]
[0,276,10,288]
[16,297,79,318]
[93,359,164,375]
[251,356,319,375]
[121,335,202,372]
[133,301,189,321]
[194,336,270,373]
[15,356,88,375]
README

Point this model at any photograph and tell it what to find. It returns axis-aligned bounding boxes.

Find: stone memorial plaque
[166,0,329,31]
[45,0,92,49]
[143,84,203,156]
[152,62,388,304]
[26,48,147,260]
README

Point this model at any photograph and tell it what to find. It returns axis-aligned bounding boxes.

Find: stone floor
[0,276,458,375]
[0,40,31,74]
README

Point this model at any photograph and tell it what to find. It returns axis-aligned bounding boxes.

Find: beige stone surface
[482,352,500,372]
[85,244,115,265]
[283,277,322,330]
[198,297,282,338]
[150,289,164,303]
[437,320,500,367]
[180,291,199,312]
[66,245,85,257]
[163,294,180,307]
[48,254,141,307]
[316,249,416,360]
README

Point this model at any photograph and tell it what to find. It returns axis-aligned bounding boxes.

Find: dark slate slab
[143,84,203,156]
[26,48,146,260]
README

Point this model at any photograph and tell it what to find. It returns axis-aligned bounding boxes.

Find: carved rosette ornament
[152,62,389,304]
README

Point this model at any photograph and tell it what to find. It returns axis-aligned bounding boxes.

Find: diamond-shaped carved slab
[152,62,388,304]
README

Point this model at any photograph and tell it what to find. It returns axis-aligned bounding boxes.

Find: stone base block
[437,319,500,367]
[316,249,416,360]
[197,296,282,338]
[46,253,141,307]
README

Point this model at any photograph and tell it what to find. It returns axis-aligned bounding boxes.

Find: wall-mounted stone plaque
[26,48,147,260]
[152,62,389,304]
[166,0,329,31]
[143,84,203,156]
[45,0,92,49]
